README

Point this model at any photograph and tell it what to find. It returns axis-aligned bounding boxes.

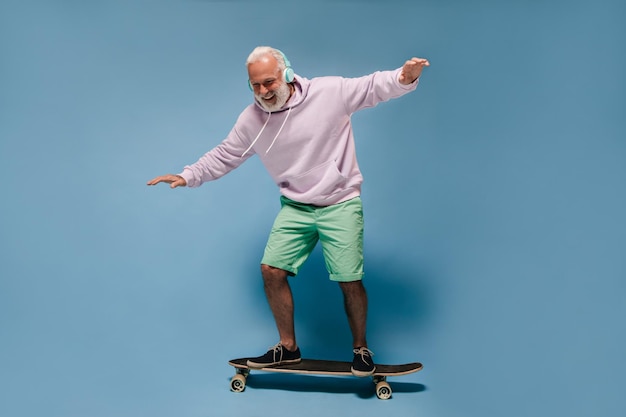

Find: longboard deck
[227,357,423,399]
[228,357,422,376]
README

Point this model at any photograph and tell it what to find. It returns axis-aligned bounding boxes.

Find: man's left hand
[399,57,430,85]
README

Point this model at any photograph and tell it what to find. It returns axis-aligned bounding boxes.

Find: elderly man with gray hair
[148,46,429,376]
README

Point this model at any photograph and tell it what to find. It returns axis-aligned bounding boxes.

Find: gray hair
[246,46,287,72]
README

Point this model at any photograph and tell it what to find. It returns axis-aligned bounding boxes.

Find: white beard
[255,82,291,112]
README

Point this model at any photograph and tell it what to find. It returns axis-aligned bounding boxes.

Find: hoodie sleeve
[340,68,418,114]
[178,123,254,188]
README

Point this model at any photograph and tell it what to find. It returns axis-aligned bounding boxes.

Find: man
[147,46,429,377]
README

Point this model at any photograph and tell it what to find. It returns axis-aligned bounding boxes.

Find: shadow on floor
[228,372,427,399]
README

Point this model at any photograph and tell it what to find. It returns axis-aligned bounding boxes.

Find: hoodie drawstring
[240,107,292,158]
[265,107,291,155]
[240,112,271,158]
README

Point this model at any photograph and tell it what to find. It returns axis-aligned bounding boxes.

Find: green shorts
[261,196,364,282]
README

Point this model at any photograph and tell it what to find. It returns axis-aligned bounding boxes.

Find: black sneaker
[351,347,376,377]
[247,343,302,368]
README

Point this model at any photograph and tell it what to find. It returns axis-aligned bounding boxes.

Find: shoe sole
[247,358,302,368]
[351,366,376,377]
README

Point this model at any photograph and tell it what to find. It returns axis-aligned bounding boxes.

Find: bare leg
[338,280,369,348]
[260,264,298,351]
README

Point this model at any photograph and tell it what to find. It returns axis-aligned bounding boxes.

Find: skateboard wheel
[375,381,392,400]
[230,374,246,392]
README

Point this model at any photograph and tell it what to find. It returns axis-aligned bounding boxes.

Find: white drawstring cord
[240,107,292,158]
[265,107,291,154]
[240,112,271,158]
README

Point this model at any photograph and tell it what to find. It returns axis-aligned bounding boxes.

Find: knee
[261,264,289,282]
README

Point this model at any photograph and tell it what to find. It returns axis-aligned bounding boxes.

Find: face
[248,55,292,112]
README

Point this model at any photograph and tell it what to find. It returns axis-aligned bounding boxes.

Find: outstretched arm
[146,174,187,189]
[398,57,430,85]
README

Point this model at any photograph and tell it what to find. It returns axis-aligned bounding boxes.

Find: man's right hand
[146,174,187,188]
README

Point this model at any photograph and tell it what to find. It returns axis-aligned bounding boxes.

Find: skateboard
[228,357,423,400]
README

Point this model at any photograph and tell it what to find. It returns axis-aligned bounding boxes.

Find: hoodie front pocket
[282,160,347,198]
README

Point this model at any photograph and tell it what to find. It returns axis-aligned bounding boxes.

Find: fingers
[409,57,430,66]
[404,58,430,71]
[146,174,187,188]
[146,175,172,186]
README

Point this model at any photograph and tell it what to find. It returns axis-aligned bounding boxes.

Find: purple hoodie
[179,67,418,206]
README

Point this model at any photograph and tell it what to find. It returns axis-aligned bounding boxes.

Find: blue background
[1,1,624,416]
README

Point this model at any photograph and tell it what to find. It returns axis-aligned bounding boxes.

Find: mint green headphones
[279,50,295,83]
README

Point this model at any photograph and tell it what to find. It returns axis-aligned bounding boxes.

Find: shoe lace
[269,343,283,351]
[353,347,374,364]
[269,343,284,361]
